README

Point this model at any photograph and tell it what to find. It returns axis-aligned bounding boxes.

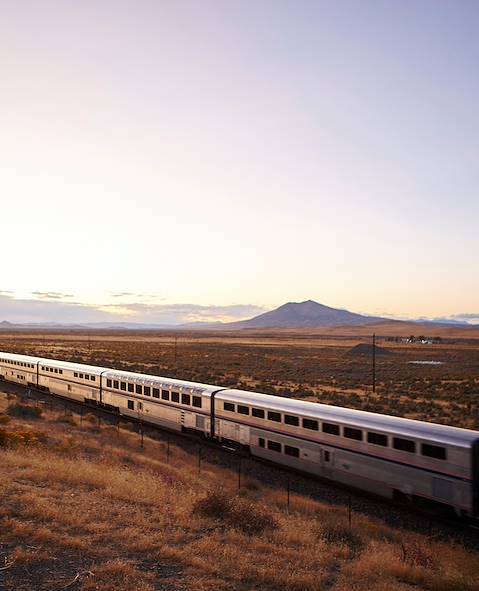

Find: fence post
[166,438,170,464]
[238,458,242,490]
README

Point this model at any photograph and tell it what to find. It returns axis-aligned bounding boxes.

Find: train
[1,350,478,519]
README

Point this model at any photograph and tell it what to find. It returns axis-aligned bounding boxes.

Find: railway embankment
[1,388,478,591]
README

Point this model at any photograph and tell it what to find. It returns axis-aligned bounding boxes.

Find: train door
[238,425,250,445]
[322,448,334,474]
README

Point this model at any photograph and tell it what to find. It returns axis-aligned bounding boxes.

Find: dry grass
[0,390,478,591]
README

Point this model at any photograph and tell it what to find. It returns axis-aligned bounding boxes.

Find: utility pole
[372,333,376,394]
[174,336,178,368]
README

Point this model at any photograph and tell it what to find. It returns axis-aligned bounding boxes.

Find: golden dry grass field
[1,389,479,591]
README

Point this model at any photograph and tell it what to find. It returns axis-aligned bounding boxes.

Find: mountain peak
[225,300,384,329]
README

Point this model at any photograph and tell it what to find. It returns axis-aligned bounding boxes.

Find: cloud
[31,291,74,300]
[97,302,266,324]
[0,293,111,324]
[109,292,167,302]
[430,313,479,325]
[110,292,136,298]
[0,293,266,325]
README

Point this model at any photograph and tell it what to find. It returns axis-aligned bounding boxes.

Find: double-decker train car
[215,389,479,517]
[1,351,478,519]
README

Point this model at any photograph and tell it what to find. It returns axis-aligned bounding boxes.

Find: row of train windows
[73,372,96,381]
[223,402,447,460]
[105,378,202,408]
[258,437,300,458]
[1,359,35,369]
[42,366,64,375]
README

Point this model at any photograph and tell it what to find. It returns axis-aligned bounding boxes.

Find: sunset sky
[1,1,478,325]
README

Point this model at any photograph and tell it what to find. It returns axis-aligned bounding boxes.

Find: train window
[181,393,191,405]
[113,380,119,389]
[171,391,180,403]
[284,445,300,457]
[421,443,446,460]
[79,373,84,379]
[127,400,134,410]
[192,396,202,408]
[85,374,89,380]
[54,368,58,373]
[252,408,265,418]
[323,423,340,436]
[153,388,160,398]
[144,387,151,397]
[303,418,319,431]
[324,450,331,462]
[91,376,95,381]
[60,369,63,375]
[224,402,235,412]
[367,432,388,447]
[120,382,127,391]
[267,440,282,453]
[393,437,415,453]
[107,379,112,388]
[126,383,133,393]
[237,405,249,415]
[344,427,363,441]
[161,390,170,400]
[136,384,142,395]
[268,411,281,422]
[285,415,299,426]
[259,437,265,448]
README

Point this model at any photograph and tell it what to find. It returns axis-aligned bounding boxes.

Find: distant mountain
[1,300,477,331]
[222,300,388,329]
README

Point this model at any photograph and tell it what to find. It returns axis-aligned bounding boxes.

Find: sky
[0,1,478,325]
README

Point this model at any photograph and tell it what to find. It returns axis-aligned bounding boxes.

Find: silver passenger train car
[1,351,478,519]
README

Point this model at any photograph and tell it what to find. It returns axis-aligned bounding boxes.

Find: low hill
[224,300,386,329]
[346,343,392,357]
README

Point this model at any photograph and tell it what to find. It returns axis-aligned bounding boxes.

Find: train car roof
[1,352,111,374]
[217,389,479,448]
[38,358,111,374]
[102,368,222,395]
[0,352,43,363]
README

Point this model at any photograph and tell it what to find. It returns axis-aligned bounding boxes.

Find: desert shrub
[7,403,43,420]
[0,427,41,447]
[84,413,99,424]
[400,540,436,569]
[318,523,364,555]
[192,490,277,535]
[55,411,77,426]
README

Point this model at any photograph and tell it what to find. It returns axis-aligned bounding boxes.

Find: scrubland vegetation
[1,330,478,428]
[1,389,479,591]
